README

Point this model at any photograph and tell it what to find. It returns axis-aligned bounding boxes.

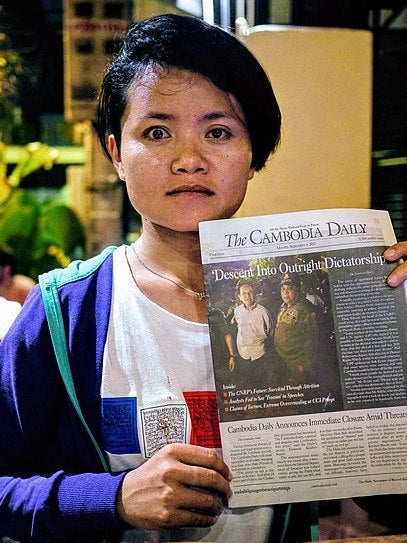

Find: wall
[236,25,373,218]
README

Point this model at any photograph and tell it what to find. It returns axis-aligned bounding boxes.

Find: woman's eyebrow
[204,111,235,121]
[140,110,240,123]
[143,112,175,121]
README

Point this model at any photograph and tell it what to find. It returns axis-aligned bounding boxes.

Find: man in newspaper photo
[232,282,272,385]
[274,273,319,383]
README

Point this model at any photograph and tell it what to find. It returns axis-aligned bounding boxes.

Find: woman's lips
[166,184,215,196]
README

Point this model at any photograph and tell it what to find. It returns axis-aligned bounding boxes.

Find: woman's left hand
[384,241,407,287]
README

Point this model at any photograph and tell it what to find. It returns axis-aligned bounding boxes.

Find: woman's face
[109,68,255,233]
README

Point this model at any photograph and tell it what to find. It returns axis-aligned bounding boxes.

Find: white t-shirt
[0,296,21,340]
[101,245,273,542]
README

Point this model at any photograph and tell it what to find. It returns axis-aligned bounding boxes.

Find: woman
[1,14,406,543]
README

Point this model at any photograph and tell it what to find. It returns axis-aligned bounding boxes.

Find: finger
[161,505,220,529]
[383,242,407,287]
[178,485,225,516]
[165,444,232,482]
[383,241,407,262]
[185,465,232,500]
[387,260,407,287]
[128,485,222,531]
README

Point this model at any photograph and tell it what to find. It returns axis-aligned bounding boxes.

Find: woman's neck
[138,224,204,288]
[128,227,208,323]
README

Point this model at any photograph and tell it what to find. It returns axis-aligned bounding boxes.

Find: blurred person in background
[0,245,36,305]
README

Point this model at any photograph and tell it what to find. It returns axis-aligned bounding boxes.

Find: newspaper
[199,208,407,508]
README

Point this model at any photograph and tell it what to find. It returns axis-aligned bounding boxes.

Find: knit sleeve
[0,280,126,542]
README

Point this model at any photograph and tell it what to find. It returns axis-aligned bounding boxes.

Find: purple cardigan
[0,247,126,542]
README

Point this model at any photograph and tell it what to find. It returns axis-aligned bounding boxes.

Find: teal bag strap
[39,273,109,473]
[278,503,292,543]
[310,501,320,541]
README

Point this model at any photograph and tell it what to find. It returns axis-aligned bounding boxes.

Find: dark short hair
[97,14,281,171]
[280,273,301,287]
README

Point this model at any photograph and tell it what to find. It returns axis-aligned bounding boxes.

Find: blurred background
[0,0,406,277]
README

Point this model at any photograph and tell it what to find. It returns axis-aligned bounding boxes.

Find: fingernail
[384,249,395,259]
[387,274,398,286]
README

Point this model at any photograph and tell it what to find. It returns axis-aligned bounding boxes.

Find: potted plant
[0,141,86,280]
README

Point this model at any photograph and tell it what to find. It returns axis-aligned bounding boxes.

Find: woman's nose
[171,140,208,174]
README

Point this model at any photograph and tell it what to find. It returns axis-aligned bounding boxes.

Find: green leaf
[35,203,86,256]
[7,142,59,188]
[0,189,40,242]
[28,251,62,279]
[0,142,86,279]
[0,190,41,275]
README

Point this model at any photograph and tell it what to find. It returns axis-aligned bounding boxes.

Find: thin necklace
[131,244,207,301]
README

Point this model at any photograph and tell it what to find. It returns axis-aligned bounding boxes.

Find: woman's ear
[108,134,126,181]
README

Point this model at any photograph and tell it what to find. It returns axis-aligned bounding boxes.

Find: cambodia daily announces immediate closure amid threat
[199,208,407,508]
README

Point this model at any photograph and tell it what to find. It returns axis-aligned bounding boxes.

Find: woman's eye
[145,127,170,140]
[207,127,230,139]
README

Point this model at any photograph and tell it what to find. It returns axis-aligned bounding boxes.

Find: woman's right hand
[116,443,232,530]
[384,241,407,287]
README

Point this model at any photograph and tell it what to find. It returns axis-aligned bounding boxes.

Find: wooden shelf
[5,145,86,165]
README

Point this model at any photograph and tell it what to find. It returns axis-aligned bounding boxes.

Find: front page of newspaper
[199,208,407,508]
